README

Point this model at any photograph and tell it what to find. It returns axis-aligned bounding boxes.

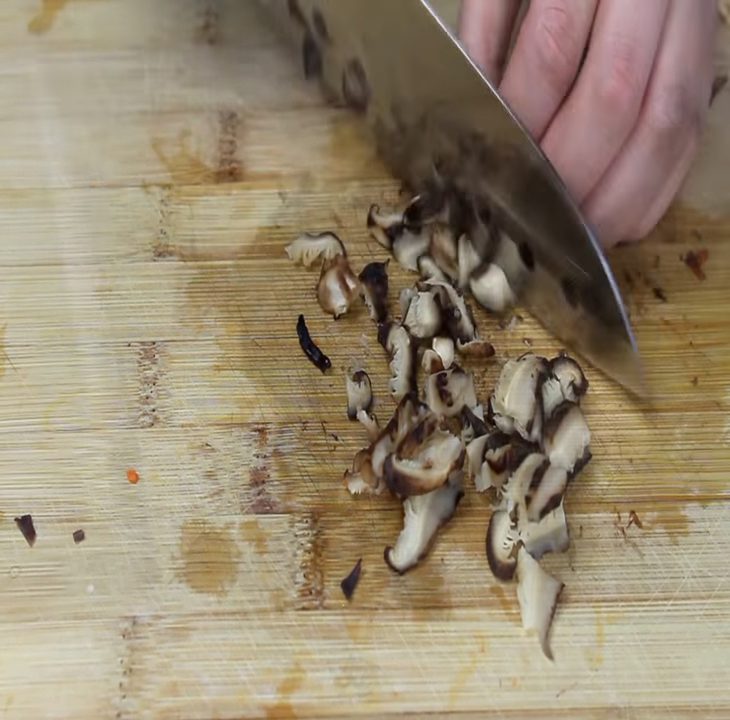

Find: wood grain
[0,1,729,718]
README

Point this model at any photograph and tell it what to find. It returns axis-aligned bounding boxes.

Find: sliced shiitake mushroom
[423,279,478,345]
[356,409,380,442]
[486,509,518,581]
[384,471,464,574]
[378,322,416,402]
[520,502,570,560]
[467,429,513,492]
[317,254,361,319]
[286,231,345,268]
[501,453,549,513]
[470,263,516,314]
[432,336,455,370]
[525,463,568,523]
[417,254,449,283]
[460,405,488,444]
[421,348,444,375]
[403,288,443,339]
[515,547,564,660]
[549,353,589,402]
[384,415,465,497]
[425,366,478,418]
[457,233,482,290]
[491,353,548,443]
[456,338,495,359]
[343,447,381,496]
[543,402,591,474]
[367,204,403,250]
[345,368,373,421]
[359,261,389,324]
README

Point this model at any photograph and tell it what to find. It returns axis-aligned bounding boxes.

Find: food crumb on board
[126,468,140,484]
[73,529,86,544]
[14,514,36,546]
[652,287,668,303]
[682,249,709,281]
[627,511,644,530]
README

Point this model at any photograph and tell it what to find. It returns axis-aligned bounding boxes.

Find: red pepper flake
[682,249,709,281]
[73,529,86,544]
[14,514,36,546]
[126,468,140,484]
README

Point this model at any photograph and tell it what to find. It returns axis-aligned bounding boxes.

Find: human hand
[458,0,718,247]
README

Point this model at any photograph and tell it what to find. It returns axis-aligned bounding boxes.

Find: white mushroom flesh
[425,367,478,418]
[285,231,345,268]
[432,336,455,370]
[520,502,570,560]
[346,368,373,421]
[403,289,443,339]
[379,323,415,402]
[317,254,361,319]
[515,547,564,660]
[385,472,464,574]
[470,263,516,314]
[457,233,482,289]
[544,404,591,473]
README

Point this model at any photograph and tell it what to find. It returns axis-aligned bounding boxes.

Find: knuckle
[594,37,644,117]
[646,84,702,142]
[532,4,583,91]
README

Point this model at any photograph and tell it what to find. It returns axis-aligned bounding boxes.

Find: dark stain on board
[215,110,243,183]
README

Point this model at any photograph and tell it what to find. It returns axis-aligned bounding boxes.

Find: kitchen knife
[258,0,645,396]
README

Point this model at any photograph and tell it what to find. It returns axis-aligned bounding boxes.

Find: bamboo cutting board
[0,1,729,718]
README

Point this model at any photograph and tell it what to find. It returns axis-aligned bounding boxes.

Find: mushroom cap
[317,254,361,319]
[286,231,345,268]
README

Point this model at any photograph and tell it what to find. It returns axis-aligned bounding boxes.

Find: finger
[498,0,598,139]
[458,0,521,82]
[583,0,717,245]
[541,0,670,204]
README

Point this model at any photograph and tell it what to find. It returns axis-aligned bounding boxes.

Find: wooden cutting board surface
[0,1,729,718]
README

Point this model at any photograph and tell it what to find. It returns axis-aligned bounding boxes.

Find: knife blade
[258,0,645,396]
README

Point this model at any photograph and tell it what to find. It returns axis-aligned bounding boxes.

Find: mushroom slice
[393,227,432,272]
[432,336,455,370]
[344,448,381,496]
[370,394,429,478]
[403,289,443,339]
[520,502,570,560]
[399,287,417,318]
[486,509,519,581]
[417,254,450,283]
[378,322,416,402]
[470,263,517,314]
[359,261,389,324]
[429,224,459,280]
[457,233,482,290]
[543,403,591,474]
[317,254,361,319]
[421,348,444,375]
[549,353,589,402]
[460,405,489,444]
[367,204,403,250]
[501,453,549,513]
[403,190,447,228]
[424,279,478,345]
[491,353,548,443]
[285,231,345,268]
[346,368,373,420]
[384,472,464,574]
[425,366,478,418]
[468,430,514,492]
[525,463,568,523]
[384,417,465,497]
[456,339,495,359]
[515,547,564,660]
[539,374,566,422]
[356,409,380,442]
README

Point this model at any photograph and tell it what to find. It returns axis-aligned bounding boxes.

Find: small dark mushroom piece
[378,322,416,402]
[286,231,345,268]
[317,254,361,319]
[345,368,373,420]
[15,514,37,547]
[515,547,564,660]
[73,529,86,544]
[384,472,464,574]
[359,261,389,323]
[340,558,363,600]
[296,314,331,373]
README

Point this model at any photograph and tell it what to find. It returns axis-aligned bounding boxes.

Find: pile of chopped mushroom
[286,195,592,660]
